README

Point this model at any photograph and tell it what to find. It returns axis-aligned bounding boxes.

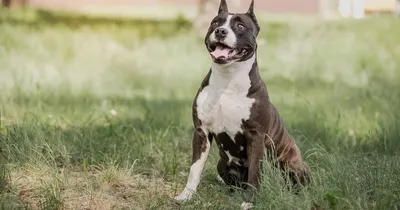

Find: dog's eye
[212,21,218,27]
[237,23,245,30]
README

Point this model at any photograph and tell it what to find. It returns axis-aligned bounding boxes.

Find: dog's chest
[196,70,255,140]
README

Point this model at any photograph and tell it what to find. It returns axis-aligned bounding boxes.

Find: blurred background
[1,0,400,210]
[2,0,400,35]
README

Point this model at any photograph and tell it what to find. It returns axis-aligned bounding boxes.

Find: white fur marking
[216,175,225,184]
[174,139,211,201]
[196,54,256,142]
[240,146,244,151]
[209,15,236,47]
[221,15,236,47]
[225,150,242,166]
[241,202,254,210]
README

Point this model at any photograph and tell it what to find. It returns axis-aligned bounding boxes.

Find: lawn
[1,8,400,210]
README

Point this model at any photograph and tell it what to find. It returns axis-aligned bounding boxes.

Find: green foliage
[0,8,400,210]
[0,158,10,195]
[38,187,63,210]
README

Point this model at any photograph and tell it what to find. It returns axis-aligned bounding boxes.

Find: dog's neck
[211,53,256,79]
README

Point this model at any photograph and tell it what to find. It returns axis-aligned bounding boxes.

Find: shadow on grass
[0,96,193,177]
[287,106,400,155]
[1,92,399,164]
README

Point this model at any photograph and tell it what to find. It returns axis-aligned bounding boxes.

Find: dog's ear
[247,0,260,35]
[218,0,228,14]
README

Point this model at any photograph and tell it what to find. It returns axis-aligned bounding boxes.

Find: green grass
[1,8,400,210]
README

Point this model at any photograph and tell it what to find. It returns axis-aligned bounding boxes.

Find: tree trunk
[2,0,28,9]
[2,0,11,8]
[195,0,241,37]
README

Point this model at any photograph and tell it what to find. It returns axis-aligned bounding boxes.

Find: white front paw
[241,202,254,210]
[174,188,195,202]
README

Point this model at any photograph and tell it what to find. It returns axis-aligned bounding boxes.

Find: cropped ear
[247,0,255,14]
[247,0,260,35]
[218,0,228,14]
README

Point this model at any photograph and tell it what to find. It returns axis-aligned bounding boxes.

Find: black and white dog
[175,0,311,208]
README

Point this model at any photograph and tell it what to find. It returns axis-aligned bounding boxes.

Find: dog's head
[205,0,260,65]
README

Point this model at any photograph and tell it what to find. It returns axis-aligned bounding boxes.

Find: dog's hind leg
[274,141,311,191]
[278,144,312,191]
[265,104,312,189]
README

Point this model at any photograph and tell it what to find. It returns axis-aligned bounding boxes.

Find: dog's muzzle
[214,27,228,40]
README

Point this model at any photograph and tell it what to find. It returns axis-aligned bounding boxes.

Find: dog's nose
[215,27,228,39]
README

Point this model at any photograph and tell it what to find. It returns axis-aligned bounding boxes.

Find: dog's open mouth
[209,42,247,62]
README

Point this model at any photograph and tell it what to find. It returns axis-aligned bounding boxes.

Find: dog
[174,0,311,208]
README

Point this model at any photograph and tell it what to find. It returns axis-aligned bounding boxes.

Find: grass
[1,8,400,210]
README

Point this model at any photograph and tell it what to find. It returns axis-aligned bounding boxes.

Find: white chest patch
[196,55,256,141]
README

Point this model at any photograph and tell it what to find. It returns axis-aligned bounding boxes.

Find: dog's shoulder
[194,68,212,99]
[192,69,212,125]
[199,69,212,89]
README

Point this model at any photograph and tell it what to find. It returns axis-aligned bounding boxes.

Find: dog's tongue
[211,46,231,59]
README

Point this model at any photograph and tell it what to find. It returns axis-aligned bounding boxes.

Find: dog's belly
[215,132,248,167]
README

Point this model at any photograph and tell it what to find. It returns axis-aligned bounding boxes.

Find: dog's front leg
[174,127,211,202]
[242,126,265,209]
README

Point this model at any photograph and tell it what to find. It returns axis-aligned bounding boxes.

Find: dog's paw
[241,202,254,210]
[174,188,195,202]
[216,175,225,184]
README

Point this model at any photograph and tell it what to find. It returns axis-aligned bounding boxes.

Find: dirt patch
[10,165,177,210]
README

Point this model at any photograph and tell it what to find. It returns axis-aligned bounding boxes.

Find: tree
[2,0,11,8]
[1,0,28,9]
